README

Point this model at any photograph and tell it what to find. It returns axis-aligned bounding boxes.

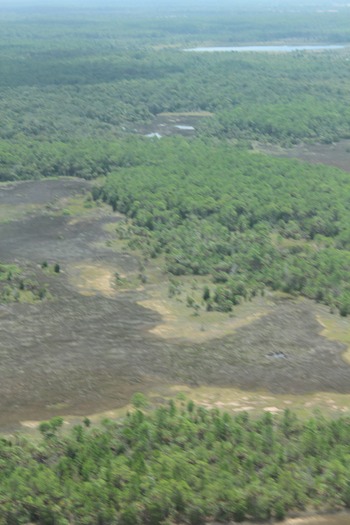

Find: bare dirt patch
[167,385,350,419]
[283,514,350,525]
[2,179,350,431]
[316,309,350,364]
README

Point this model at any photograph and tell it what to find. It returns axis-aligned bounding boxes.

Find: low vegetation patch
[0,262,52,303]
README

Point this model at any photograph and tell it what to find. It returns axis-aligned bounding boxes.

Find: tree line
[2,401,350,524]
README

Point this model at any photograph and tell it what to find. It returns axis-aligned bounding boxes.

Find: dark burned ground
[0,179,88,207]
[173,300,348,394]
[256,139,350,172]
[1,179,350,430]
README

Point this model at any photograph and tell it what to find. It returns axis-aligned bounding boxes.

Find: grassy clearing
[0,263,52,304]
[164,384,350,419]
[20,404,132,438]
[50,193,98,218]
[0,263,20,281]
[317,310,350,364]
[67,262,120,297]
[41,382,350,438]
[138,277,272,342]
[254,139,350,173]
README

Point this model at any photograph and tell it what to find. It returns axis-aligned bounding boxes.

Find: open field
[255,139,350,173]
[2,179,350,432]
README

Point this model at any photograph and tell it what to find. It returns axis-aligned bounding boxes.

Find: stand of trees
[2,402,350,524]
[97,137,350,315]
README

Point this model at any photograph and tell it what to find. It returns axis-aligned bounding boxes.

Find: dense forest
[2,1,350,315]
[2,48,350,145]
[95,137,350,315]
[2,3,350,149]
[2,401,350,524]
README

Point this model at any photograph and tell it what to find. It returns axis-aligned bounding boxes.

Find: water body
[175,125,195,130]
[186,44,345,52]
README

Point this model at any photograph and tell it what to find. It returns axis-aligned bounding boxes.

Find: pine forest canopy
[2,402,350,524]
[96,137,350,315]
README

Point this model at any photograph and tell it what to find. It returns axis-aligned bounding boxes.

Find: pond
[185,44,346,52]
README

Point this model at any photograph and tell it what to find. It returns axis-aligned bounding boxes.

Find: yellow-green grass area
[0,262,20,280]
[0,263,29,303]
[66,261,137,297]
[20,404,133,439]
[316,307,350,364]
[41,263,61,276]
[0,282,51,305]
[270,232,315,249]
[0,203,41,223]
[49,193,106,220]
[0,262,52,304]
[164,385,350,420]
[138,276,272,342]
[10,289,49,304]
[22,382,350,438]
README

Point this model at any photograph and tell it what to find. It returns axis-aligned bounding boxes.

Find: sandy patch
[263,406,282,413]
[68,263,117,297]
[139,295,269,342]
[21,420,40,429]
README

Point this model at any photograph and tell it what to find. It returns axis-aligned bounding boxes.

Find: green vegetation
[96,137,350,315]
[3,2,350,522]
[2,3,350,182]
[2,2,350,317]
[2,49,350,179]
[0,262,52,303]
[2,402,350,524]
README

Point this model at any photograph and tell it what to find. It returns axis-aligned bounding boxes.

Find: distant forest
[2,0,350,315]
[3,402,350,524]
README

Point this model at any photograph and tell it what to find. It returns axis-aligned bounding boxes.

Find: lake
[185,44,345,52]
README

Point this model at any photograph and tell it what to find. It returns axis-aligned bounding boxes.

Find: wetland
[4,3,350,521]
[3,178,350,433]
